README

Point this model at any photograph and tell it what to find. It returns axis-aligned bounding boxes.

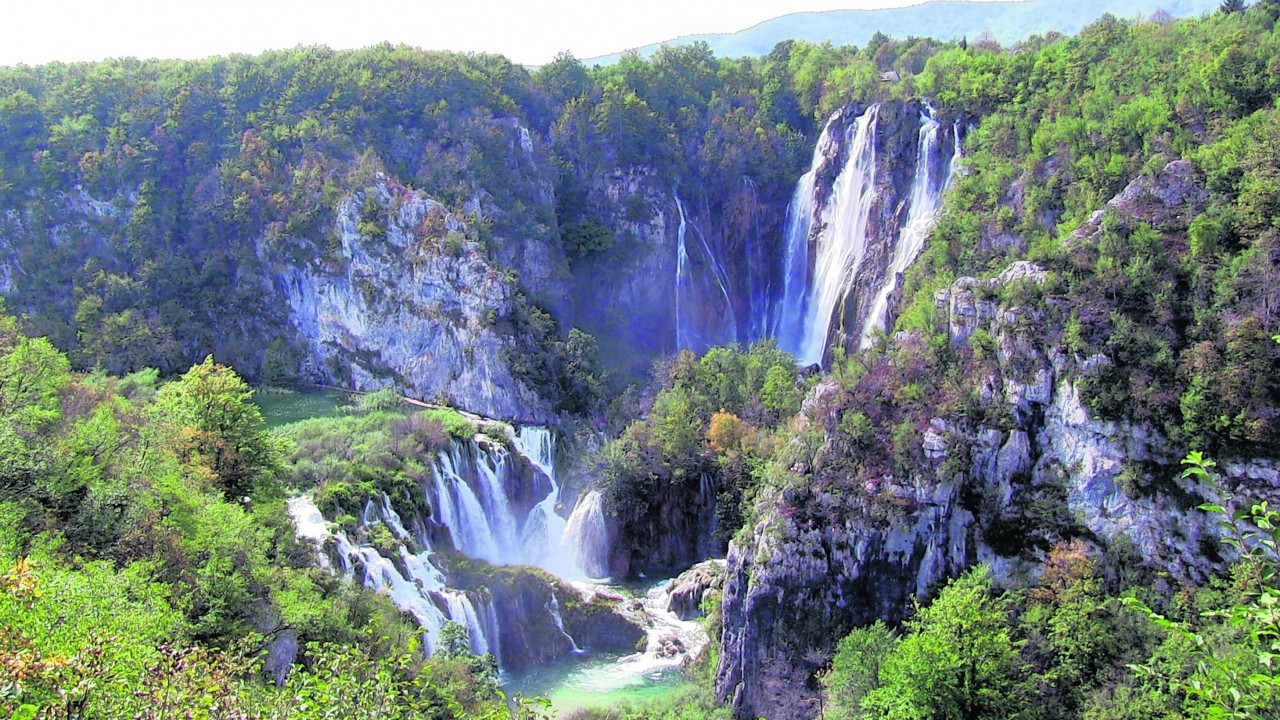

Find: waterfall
[510,426,573,574]
[858,109,955,348]
[444,592,491,656]
[675,194,693,350]
[482,597,503,666]
[290,426,616,669]
[431,450,504,563]
[547,592,583,654]
[772,112,843,349]
[793,105,880,367]
[381,495,411,540]
[471,444,522,559]
[561,490,611,579]
[673,190,737,352]
[343,531,451,655]
[288,494,505,658]
[773,102,961,364]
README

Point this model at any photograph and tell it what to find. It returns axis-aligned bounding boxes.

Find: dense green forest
[4,1,1280,719]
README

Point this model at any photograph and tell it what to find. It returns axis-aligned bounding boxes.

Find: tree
[822,621,897,719]
[1221,0,1246,13]
[861,566,1023,720]
[706,411,746,455]
[154,356,280,499]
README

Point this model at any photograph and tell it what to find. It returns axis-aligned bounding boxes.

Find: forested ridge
[4,2,1280,719]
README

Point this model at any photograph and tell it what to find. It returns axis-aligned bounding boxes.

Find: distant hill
[584,0,1221,64]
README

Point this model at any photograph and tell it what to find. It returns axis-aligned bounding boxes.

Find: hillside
[584,0,1221,64]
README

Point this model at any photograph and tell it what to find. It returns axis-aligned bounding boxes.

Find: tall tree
[154,356,280,499]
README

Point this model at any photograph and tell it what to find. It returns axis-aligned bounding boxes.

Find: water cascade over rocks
[289,425,620,670]
[859,107,960,348]
[288,494,496,658]
[790,104,880,366]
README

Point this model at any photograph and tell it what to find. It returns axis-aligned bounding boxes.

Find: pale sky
[0,0,1018,67]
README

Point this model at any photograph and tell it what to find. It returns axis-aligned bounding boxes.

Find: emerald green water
[504,577,702,716]
[254,390,347,427]
[506,653,690,714]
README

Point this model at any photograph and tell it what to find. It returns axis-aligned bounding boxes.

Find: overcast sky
[0,0,1019,67]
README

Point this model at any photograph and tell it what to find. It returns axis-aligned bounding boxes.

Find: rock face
[667,559,726,620]
[571,167,790,368]
[606,470,722,577]
[713,162,1277,720]
[276,176,554,422]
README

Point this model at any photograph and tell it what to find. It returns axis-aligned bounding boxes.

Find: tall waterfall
[675,194,694,350]
[673,190,737,352]
[859,110,960,348]
[772,102,961,365]
[792,105,880,367]
[772,112,843,349]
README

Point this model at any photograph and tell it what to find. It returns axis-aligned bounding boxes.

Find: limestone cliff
[275,176,555,423]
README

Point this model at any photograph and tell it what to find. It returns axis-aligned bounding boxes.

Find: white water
[508,426,613,581]
[793,105,880,366]
[773,112,843,349]
[511,426,572,575]
[562,491,611,579]
[547,591,584,653]
[675,193,694,350]
[859,110,960,348]
[775,103,961,364]
[286,420,641,683]
[288,494,497,658]
[507,578,710,708]
[432,450,504,563]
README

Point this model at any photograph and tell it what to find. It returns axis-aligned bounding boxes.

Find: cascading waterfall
[858,109,960,348]
[288,495,495,657]
[793,105,880,366]
[431,451,504,563]
[561,490,611,579]
[673,191,737,352]
[772,102,961,365]
[510,426,573,575]
[482,599,503,666]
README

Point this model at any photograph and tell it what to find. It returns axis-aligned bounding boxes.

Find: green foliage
[859,567,1023,720]
[1126,451,1280,719]
[154,356,283,499]
[821,621,897,719]
[562,218,617,257]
